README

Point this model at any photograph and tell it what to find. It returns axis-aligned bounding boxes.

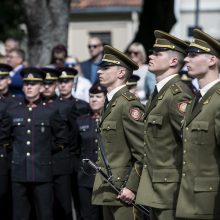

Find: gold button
[152,121,156,124]
[27,130,31,134]
[144,120,146,123]
[164,178,167,182]
[182,173,186,177]
[144,164,147,168]
[27,141,31,145]
[0,154,4,158]
[26,152,30,156]
[184,139,187,142]
[117,177,120,180]
[27,118,31,122]
[144,142,146,146]
[17,123,21,126]
[107,126,110,130]
[209,187,213,190]
[29,107,32,111]
[94,139,98,143]
[43,102,46,106]
[144,153,147,156]
[183,161,186,165]
[98,147,101,150]
[183,150,186,154]
[186,127,189,131]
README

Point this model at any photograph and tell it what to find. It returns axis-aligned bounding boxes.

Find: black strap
[103,97,109,111]
[96,120,113,179]
[151,86,158,100]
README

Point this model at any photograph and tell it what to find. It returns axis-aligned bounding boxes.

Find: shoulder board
[122,92,136,101]
[216,89,220,95]
[170,84,182,95]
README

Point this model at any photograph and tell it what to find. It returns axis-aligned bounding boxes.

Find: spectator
[49,44,68,68]
[6,48,26,96]
[80,37,104,83]
[128,42,156,104]
[4,38,20,56]
[65,56,91,103]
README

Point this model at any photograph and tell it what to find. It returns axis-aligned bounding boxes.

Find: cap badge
[46,73,51,78]
[27,73,34,79]
[61,71,68,77]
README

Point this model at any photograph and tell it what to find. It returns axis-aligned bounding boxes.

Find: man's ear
[170,57,178,67]
[118,68,126,79]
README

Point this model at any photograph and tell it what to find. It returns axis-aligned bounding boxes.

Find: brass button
[182,173,186,177]
[144,164,147,169]
[183,161,186,165]
[94,139,98,143]
[164,178,167,182]
[27,118,31,123]
[183,150,186,154]
[186,127,189,131]
[152,121,156,124]
[209,186,213,190]
[117,177,120,180]
[0,154,4,158]
[29,107,32,111]
[144,153,147,156]
[27,130,31,134]
[27,141,31,145]
[26,152,31,156]
[184,139,187,142]
[17,123,21,126]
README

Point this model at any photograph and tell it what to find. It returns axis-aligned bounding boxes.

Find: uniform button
[29,107,32,111]
[144,164,147,169]
[94,139,98,143]
[209,186,213,190]
[43,102,46,106]
[0,154,4,158]
[186,127,189,131]
[41,122,44,126]
[117,177,120,180]
[182,173,186,177]
[17,123,21,126]
[107,126,110,130]
[27,118,31,123]
[144,120,146,123]
[183,161,186,165]
[184,138,187,143]
[144,131,147,134]
[144,142,146,146]
[27,130,31,134]
[183,150,186,154]
[26,152,31,156]
[144,153,147,157]
[27,141,31,145]
[95,151,98,154]
[152,121,156,124]
[164,178,167,182]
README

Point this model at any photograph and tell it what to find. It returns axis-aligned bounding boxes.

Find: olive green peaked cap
[153,30,189,54]
[188,29,220,58]
[100,45,139,71]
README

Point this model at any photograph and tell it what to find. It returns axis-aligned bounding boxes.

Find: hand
[117,187,135,204]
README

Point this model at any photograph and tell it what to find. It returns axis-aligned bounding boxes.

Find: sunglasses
[88,44,101,49]
[128,51,140,56]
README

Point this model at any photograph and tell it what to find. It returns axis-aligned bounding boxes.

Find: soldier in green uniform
[175,30,220,219]
[135,30,193,220]
[92,45,145,220]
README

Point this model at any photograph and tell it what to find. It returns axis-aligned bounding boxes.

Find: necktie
[104,97,109,111]
[151,87,158,100]
[192,90,202,111]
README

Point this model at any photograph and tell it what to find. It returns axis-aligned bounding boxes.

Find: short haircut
[166,50,185,70]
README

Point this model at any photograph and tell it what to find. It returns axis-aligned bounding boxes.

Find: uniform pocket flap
[152,169,180,183]
[147,115,163,126]
[191,121,209,131]
[194,177,220,192]
[102,121,117,130]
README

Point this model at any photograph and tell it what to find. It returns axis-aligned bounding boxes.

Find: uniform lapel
[100,86,128,126]
[145,75,181,117]
[186,82,220,125]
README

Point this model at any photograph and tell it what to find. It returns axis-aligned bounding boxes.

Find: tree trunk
[22,0,70,66]
[131,0,176,56]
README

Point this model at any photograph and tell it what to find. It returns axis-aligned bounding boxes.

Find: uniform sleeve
[51,110,69,153]
[169,93,191,138]
[122,100,145,192]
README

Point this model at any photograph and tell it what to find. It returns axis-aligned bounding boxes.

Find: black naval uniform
[0,99,11,220]
[77,113,102,220]
[8,98,69,220]
[43,94,79,220]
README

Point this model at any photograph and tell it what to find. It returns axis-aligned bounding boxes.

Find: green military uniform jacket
[176,81,220,219]
[92,86,145,206]
[136,75,193,209]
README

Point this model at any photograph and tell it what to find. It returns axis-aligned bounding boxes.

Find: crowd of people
[0,28,219,220]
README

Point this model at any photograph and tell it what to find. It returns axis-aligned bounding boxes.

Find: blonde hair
[128,42,146,64]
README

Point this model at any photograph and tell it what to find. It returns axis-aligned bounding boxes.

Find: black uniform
[43,94,79,220]
[77,113,102,220]
[0,99,11,220]
[8,98,69,220]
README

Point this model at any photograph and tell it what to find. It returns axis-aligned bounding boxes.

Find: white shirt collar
[156,74,178,92]
[199,79,220,97]
[107,85,126,101]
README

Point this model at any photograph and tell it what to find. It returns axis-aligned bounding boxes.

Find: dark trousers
[79,186,102,220]
[12,181,53,220]
[0,175,11,220]
[53,174,72,220]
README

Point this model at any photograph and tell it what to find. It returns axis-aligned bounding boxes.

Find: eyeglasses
[128,51,140,56]
[88,44,101,49]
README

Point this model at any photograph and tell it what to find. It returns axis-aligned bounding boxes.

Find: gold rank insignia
[46,72,51,79]
[129,107,143,121]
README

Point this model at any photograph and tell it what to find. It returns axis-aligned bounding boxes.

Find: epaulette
[122,91,136,101]
[170,84,182,95]
[216,88,220,95]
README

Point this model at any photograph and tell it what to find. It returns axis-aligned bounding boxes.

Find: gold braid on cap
[190,42,211,52]
[0,71,9,75]
[153,44,175,49]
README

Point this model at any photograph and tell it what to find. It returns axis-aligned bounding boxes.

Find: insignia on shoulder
[177,101,188,113]
[129,107,143,121]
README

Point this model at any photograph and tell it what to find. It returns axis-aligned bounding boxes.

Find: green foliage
[0,0,25,41]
